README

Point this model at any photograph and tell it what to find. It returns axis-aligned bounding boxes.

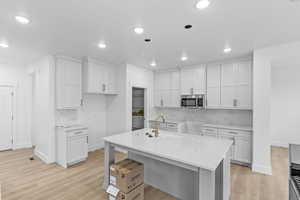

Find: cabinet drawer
[167,123,178,129]
[219,129,251,137]
[202,132,218,138]
[67,129,88,137]
[202,127,218,134]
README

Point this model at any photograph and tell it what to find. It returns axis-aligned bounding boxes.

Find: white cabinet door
[235,62,252,109]
[83,58,118,95]
[180,69,194,95]
[206,64,221,108]
[158,72,171,91]
[154,90,162,107]
[170,71,180,90]
[207,64,221,88]
[220,61,252,109]
[56,58,82,109]
[220,135,236,160]
[235,137,252,164]
[193,66,206,94]
[220,86,235,108]
[220,63,236,109]
[207,87,220,108]
[221,63,236,86]
[170,90,180,107]
[67,135,88,164]
[181,66,206,95]
[154,70,180,107]
[236,85,251,109]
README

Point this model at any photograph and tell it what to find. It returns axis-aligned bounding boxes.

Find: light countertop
[103,129,233,171]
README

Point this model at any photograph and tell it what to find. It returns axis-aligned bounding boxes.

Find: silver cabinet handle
[74,131,83,135]
[204,129,215,132]
[228,131,238,134]
[190,88,194,95]
[233,99,237,107]
[102,84,106,92]
[160,99,163,107]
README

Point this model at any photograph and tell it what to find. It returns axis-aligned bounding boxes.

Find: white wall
[0,63,31,149]
[270,65,300,147]
[106,64,128,135]
[106,64,154,134]
[28,56,56,163]
[126,64,154,131]
[252,40,300,175]
[79,94,107,151]
[252,51,272,175]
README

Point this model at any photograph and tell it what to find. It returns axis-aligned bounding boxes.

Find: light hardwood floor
[0,147,288,200]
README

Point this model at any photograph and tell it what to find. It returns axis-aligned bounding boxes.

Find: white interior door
[0,87,13,151]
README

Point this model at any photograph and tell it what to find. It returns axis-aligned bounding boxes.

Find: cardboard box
[110,159,144,193]
[107,184,144,200]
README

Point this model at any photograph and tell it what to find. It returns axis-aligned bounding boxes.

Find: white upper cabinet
[154,70,180,107]
[82,58,118,95]
[206,64,221,108]
[56,57,82,109]
[180,66,206,95]
[220,61,252,109]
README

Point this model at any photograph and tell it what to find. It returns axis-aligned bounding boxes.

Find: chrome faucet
[152,113,166,137]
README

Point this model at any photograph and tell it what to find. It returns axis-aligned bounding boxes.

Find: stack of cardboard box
[106,159,144,200]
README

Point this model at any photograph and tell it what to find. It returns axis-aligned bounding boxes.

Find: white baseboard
[252,163,272,175]
[13,143,32,150]
[88,143,104,152]
[34,149,49,164]
[115,147,128,154]
[271,141,289,148]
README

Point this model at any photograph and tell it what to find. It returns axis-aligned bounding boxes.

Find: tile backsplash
[154,108,253,127]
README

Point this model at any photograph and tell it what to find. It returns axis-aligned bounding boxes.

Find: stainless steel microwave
[180,95,205,109]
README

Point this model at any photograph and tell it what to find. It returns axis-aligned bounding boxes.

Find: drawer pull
[73,131,83,135]
[228,131,238,134]
[204,129,215,132]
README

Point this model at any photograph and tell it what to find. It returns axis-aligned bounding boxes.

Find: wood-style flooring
[0,147,288,200]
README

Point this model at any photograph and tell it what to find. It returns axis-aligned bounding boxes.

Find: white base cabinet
[202,126,252,165]
[56,126,88,168]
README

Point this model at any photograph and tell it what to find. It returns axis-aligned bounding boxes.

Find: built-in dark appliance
[181,95,205,109]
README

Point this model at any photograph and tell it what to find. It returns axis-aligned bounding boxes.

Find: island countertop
[103,129,233,171]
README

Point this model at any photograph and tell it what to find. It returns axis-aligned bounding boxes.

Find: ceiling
[1,0,300,68]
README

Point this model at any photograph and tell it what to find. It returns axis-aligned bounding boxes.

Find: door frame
[128,86,149,131]
[0,82,17,150]
[131,87,146,130]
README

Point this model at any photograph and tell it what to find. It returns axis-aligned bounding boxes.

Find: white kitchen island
[103,129,233,200]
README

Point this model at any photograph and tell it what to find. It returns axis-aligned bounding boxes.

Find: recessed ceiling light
[98,42,106,49]
[196,0,210,9]
[181,55,188,61]
[224,47,232,53]
[0,43,9,48]
[184,25,193,29]
[134,27,144,34]
[15,16,30,24]
[150,61,157,67]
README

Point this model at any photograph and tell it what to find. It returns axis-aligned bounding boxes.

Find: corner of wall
[252,163,272,175]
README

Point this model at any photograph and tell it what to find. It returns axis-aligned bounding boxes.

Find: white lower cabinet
[202,127,218,137]
[67,135,88,165]
[56,126,88,168]
[234,136,252,164]
[202,126,252,165]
